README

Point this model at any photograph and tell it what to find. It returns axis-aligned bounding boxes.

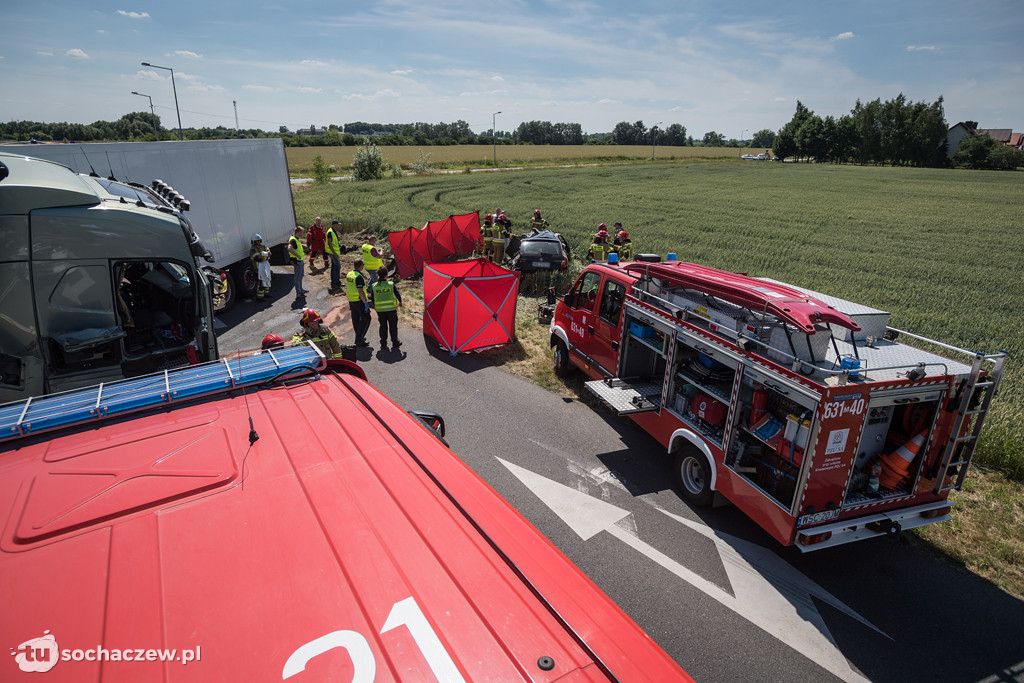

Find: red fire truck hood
[1,371,688,682]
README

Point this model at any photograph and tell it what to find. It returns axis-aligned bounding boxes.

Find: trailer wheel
[552,338,571,378]
[674,449,713,507]
[232,261,258,300]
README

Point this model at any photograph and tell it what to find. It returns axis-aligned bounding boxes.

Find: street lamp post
[492,111,501,166]
[131,91,160,141]
[651,121,662,160]
[742,129,749,147]
[141,62,183,140]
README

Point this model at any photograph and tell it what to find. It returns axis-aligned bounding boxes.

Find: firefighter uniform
[481,215,494,260]
[588,241,610,262]
[292,321,343,358]
[249,238,270,300]
[491,221,508,265]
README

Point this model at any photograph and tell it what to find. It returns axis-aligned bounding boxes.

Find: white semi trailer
[1,138,296,310]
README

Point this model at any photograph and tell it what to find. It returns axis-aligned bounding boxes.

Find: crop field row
[292,162,1023,479]
[286,144,750,176]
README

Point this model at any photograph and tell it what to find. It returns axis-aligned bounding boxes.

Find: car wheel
[552,338,571,378]
[674,448,713,507]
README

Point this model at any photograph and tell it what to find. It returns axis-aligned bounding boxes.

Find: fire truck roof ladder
[932,350,1008,494]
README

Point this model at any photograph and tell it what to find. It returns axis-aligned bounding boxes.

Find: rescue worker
[361,236,384,286]
[325,220,343,291]
[307,217,328,269]
[291,308,343,358]
[288,225,308,298]
[491,213,510,265]
[530,209,549,231]
[587,226,610,262]
[261,333,284,351]
[369,266,403,350]
[346,259,371,348]
[481,214,494,260]
[249,234,271,301]
[613,230,633,261]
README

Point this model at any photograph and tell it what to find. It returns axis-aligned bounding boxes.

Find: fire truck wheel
[553,338,571,378]
[674,449,713,507]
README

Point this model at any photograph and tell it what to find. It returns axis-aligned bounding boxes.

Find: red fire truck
[550,258,1007,550]
[1,345,690,682]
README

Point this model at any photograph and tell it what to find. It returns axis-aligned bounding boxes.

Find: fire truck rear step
[585,379,662,415]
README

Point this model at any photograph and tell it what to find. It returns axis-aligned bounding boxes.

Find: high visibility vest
[362,243,383,271]
[346,270,364,302]
[482,224,493,245]
[325,228,341,256]
[617,242,632,260]
[293,327,341,359]
[372,280,398,312]
[288,236,305,262]
[589,243,609,261]
[492,225,507,245]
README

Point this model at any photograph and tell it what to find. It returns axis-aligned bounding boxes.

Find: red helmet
[485,213,493,221]
[533,209,541,215]
[261,333,284,350]
[598,223,606,229]
[597,230,608,239]
[619,230,629,239]
[301,309,321,326]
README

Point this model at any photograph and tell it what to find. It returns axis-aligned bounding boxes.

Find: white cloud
[832,31,854,41]
[391,69,413,75]
[906,45,936,52]
[344,89,399,101]
[116,10,150,19]
[300,59,330,68]
[598,98,620,105]
[66,49,89,59]
[37,51,54,57]
[297,86,323,93]
[244,84,278,93]
[173,50,202,59]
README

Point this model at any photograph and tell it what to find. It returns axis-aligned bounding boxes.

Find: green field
[286,144,750,176]
[293,161,1023,479]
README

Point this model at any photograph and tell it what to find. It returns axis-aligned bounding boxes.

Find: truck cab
[552,258,1006,550]
[0,152,218,402]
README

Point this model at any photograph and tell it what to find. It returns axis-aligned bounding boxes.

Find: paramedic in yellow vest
[587,226,610,262]
[361,236,384,286]
[346,259,371,348]
[325,220,343,291]
[369,266,403,350]
[481,214,494,260]
[288,226,308,299]
[292,308,343,358]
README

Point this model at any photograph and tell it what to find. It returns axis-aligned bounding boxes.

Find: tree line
[772,95,951,167]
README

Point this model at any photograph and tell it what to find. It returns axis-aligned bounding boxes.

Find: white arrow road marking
[498,458,887,683]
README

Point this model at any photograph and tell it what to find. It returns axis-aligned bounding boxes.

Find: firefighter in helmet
[291,308,343,359]
[587,225,610,262]
[249,233,271,301]
[481,214,494,260]
[492,212,510,264]
[613,230,633,261]
[530,209,548,231]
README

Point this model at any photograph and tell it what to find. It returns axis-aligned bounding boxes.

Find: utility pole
[492,111,501,166]
[234,101,239,130]
[131,91,160,140]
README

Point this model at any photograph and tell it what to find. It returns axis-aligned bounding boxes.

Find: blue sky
[2,1,1021,137]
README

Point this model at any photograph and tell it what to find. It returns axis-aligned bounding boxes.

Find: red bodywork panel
[1,372,690,682]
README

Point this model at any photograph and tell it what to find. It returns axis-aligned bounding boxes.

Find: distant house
[947,121,1024,157]
[297,126,326,136]
[946,121,978,158]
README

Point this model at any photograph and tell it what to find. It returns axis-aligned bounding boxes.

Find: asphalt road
[220,267,1024,683]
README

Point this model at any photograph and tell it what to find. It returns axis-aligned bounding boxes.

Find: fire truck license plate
[797,509,841,527]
